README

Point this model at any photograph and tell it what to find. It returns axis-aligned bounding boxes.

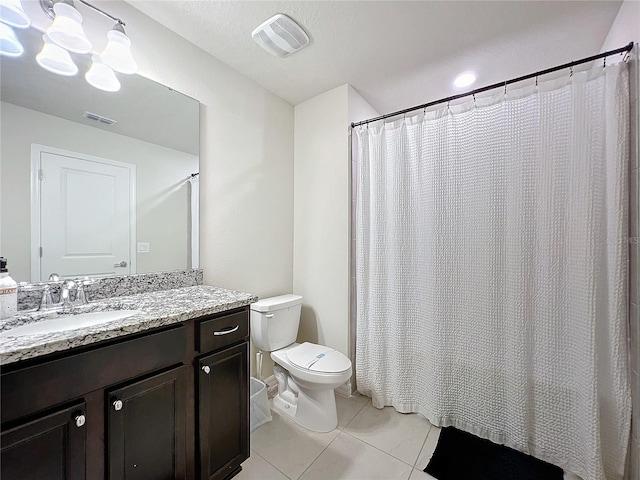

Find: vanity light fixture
[37,0,137,90]
[0,21,23,56]
[36,33,78,75]
[85,54,120,92]
[0,0,30,28]
[453,71,478,89]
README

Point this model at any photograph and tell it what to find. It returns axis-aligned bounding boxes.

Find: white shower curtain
[355,62,630,480]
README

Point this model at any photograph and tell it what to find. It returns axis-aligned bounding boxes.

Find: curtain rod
[351,41,634,128]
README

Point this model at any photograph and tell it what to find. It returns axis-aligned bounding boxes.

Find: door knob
[202,365,211,375]
[113,399,123,411]
[114,261,128,268]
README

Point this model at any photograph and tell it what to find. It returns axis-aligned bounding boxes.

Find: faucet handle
[74,283,89,305]
[72,277,96,305]
[40,285,55,311]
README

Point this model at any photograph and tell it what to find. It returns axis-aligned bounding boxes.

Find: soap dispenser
[0,257,17,320]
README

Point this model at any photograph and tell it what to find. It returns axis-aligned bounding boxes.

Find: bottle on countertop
[0,257,18,320]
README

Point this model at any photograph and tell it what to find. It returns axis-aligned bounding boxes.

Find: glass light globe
[47,2,91,54]
[0,22,23,57]
[0,0,30,28]
[85,55,121,92]
[36,34,78,76]
[101,27,137,74]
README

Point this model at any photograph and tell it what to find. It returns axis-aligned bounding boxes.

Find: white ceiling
[127,1,623,116]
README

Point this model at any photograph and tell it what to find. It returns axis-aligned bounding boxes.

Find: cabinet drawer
[197,310,248,353]
[1,326,186,424]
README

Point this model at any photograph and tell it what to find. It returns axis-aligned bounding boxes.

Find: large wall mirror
[1,26,200,283]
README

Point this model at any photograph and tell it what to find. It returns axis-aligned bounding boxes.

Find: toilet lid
[286,342,351,373]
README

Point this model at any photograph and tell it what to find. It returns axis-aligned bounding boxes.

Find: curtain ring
[535,76,538,87]
[569,66,573,78]
[603,57,606,68]
[504,82,507,95]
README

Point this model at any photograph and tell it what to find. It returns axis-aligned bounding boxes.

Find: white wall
[294,84,350,358]
[601,2,639,479]
[1,102,198,282]
[292,84,377,389]
[600,0,639,53]
[17,1,295,298]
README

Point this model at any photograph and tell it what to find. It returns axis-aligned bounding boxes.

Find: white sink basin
[1,310,142,338]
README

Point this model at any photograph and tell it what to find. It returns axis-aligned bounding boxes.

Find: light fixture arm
[76,0,124,27]
[40,0,125,27]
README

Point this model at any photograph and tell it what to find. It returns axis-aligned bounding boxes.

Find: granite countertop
[0,285,258,365]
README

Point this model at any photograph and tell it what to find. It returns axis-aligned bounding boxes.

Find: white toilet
[250,294,352,433]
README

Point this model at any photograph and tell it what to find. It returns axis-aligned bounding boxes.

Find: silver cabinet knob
[113,399,123,411]
[202,365,211,374]
[114,261,128,268]
[75,414,86,428]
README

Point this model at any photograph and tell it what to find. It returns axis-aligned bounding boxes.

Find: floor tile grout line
[249,449,295,480]
[253,396,407,480]
[413,424,433,468]
[340,397,372,430]
[340,402,434,469]
[295,431,343,480]
[252,397,368,479]
[340,428,429,469]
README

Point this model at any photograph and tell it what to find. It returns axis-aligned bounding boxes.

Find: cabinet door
[1,402,86,480]
[198,342,249,480]
[107,366,186,480]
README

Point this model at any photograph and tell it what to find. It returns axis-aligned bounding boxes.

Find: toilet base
[273,386,338,433]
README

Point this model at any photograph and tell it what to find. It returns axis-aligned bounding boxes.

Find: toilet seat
[286,342,351,373]
[271,343,352,385]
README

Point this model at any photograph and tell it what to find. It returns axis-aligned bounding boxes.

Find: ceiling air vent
[252,14,309,58]
[82,111,117,126]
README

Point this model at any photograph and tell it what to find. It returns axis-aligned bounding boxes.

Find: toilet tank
[250,294,303,352]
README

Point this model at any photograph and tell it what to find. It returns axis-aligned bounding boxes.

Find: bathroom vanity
[0,284,256,480]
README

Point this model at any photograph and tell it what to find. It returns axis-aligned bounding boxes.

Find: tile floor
[237,393,440,480]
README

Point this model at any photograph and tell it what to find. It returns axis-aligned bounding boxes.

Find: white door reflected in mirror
[33,145,136,281]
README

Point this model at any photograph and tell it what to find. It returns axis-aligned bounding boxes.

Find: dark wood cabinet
[198,343,249,480]
[1,402,87,480]
[107,366,186,480]
[0,307,250,480]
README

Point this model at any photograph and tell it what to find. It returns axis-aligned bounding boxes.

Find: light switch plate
[137,242,150,253]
